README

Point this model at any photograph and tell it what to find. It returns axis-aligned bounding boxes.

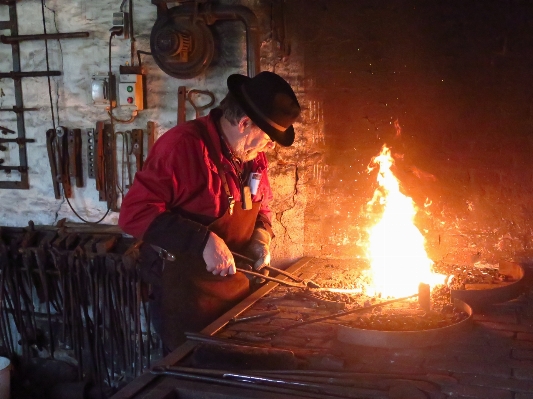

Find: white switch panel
[118,74,143,110]
[91,73,115,106]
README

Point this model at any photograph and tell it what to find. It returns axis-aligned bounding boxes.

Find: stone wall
[2,1,533,268]
[0,0,307,265]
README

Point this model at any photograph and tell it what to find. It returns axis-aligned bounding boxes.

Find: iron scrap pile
[0,222,160,391]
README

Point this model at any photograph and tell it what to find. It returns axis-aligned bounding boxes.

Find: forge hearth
[337,299,473,349]
[114,257,533,399]
[445,260,527,311]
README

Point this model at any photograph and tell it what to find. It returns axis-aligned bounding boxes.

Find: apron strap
[195,122,235,214]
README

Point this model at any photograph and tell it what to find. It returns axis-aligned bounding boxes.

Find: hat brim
[227,74,295,147]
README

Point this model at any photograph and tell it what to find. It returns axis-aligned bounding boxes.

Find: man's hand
[203,232,235,276]
[247,228,271,270]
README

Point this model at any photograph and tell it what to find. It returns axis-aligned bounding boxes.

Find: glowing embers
[365,145,444,298]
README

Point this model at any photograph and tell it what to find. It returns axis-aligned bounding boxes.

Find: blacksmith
[118,71,301,351]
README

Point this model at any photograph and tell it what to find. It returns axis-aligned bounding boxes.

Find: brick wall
[285,0,533,265]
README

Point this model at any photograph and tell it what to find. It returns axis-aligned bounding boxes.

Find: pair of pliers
[232,251,321,289]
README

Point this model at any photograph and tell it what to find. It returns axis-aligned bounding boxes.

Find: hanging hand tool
[177,86,187,125]
[147,121,155,153]
[187,88,215,119]
[46,127,82,196]
[55,126,72,197]
[67,128,83,188]
[86,128,96,179]
[103,123,118,211]
[95,121,105,199]
[131,129,144,173]
[46,129,61,199]
[232,251,321,289]
[117,130,132,190]
[177,87,216,125]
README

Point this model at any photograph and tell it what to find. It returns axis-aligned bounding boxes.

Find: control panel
[118,74,144,110]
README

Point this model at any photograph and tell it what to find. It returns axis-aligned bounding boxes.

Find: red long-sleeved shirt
[118,109,273,257]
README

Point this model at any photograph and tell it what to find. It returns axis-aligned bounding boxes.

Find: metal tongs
[232,251,321,289]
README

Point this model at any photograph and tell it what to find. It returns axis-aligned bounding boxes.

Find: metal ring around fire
[336,299,473,349]
[450,261,526,311]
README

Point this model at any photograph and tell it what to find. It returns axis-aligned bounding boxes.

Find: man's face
[235,120,276,162]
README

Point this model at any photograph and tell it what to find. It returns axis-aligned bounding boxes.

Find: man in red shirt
[119,71,301,351]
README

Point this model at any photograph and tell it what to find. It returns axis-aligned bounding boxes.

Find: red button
[127,97,133,104]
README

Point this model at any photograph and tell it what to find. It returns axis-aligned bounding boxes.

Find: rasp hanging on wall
[95,122,119,212]
[46,127,84,199]
[67,128,83,188]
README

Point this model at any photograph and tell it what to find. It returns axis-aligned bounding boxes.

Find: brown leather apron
[161,201,260,351]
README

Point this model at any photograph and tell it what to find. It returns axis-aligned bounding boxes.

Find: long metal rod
[0,22,13,31]
[233,251,321,288]
[151,366,353,399]
[0,31,89,43]
[259,294,419,337]
[185,331,276,349]
[0,166,27,172]
[235,267,307,288]
[0,107,40,113]
[0,71,61,78]
[253,368,454,385]
[0,138,36,143]
[9,2,28,189]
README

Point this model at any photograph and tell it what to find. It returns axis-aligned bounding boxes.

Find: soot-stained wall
[1,1,533,267]
[285,0,533,266]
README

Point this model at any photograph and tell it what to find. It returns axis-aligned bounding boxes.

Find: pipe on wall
[202,4,261,77]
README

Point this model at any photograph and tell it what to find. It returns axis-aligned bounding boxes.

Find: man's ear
[238,116,252,133]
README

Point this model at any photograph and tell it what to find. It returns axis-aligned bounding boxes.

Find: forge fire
[364,144,445,298]
[287,145,523,335]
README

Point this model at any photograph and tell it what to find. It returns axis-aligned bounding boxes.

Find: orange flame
[365,145,444,298]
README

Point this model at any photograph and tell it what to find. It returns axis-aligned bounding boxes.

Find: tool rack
[0,0,88,189]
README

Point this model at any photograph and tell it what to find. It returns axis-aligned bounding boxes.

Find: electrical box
[91,73,116,106]
[118,74,144,110]
[112,12,129,39]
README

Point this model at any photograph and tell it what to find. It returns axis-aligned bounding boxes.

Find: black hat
[227,71,301,147]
